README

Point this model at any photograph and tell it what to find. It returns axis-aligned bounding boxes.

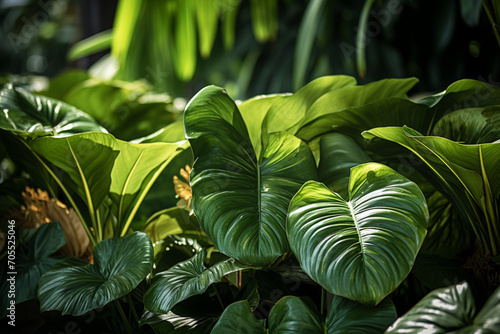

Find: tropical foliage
[1,74,499,333]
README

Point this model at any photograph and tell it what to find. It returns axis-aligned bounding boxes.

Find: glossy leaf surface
[0,84,106,137]
[144,250,255,313]
[184,86,317,266]
[38,232,153,316]
[287,163,428,305]
[387,282,500,333]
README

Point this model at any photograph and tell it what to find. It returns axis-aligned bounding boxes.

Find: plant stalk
[115,300,133,334]
[212,285,225,310]
[483,0,500,48]
[126,294,140,328]
[321,287,326,316]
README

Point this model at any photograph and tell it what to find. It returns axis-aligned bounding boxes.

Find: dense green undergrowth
[1,74,499,333]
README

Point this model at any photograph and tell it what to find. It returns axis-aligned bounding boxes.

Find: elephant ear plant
[140,81,429,332]
[140,76,500,333]
[1,75,500,332]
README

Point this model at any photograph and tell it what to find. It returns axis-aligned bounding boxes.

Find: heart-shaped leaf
[287,163,428,305]
[38,231,153,316]
[144,249,256,313]
[387,282,500,333]
[184,86,317,266]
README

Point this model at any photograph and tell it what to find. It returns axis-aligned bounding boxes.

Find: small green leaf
[211,300,266,334]
[268,296,323,333]
[68,29,113,61]
[38,232,153,316]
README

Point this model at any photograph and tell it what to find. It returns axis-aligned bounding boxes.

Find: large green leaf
[184,86,317,266]
[417,79,500,114]
[63,78,148,120]
[143,249,256,314]
[295,79,426,142]
[38,232,153,316]
[262,75,357,141]
[387,282,500,333]
[432,106,500,144]
[31,132,188,238]
[30,133,118,237]
[239,93,283,156]
[0,222,66,318]
[318,132,371,199]
[212,295,396,333]
[0,84,106,138]
[287,163,428,305]
[42,69,90,100]
[363,126,500,255]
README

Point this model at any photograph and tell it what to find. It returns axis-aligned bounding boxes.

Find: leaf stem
[356,0,376,78]
[321,287,326,316]
[483,0,500,48]
[115,300,133,334]
[212,285,225,310]
[126,294,140,328]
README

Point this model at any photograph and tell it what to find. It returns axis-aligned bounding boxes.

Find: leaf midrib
[118,151,144,224]
[66,138,99,239]
[347,201,365,261]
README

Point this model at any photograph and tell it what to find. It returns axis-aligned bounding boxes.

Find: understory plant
[1,75,499,333]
